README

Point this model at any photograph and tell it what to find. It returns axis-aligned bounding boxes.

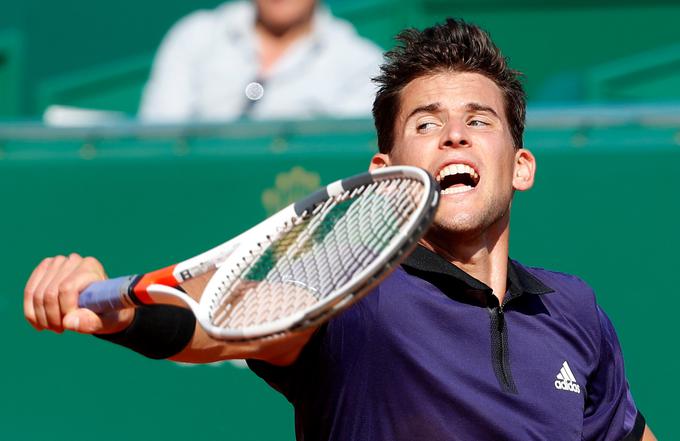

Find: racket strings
[231,178,417,323]
[210,192,364,326]
[210,177,424,330]
[211,180,418,328]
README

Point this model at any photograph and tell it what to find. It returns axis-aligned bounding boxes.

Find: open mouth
[436,164,480,195]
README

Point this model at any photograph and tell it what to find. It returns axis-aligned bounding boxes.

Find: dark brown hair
[372,18,525,154]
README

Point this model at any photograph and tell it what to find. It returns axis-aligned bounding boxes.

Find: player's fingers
[42,254,85,332]
[63,308,132,335]
[58,257,107,317]
[24,257,54,330]
[32,255,69,331]
[63,309,104,334]
[57,254,98,313]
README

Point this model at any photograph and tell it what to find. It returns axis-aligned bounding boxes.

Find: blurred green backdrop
[1,0,680,117]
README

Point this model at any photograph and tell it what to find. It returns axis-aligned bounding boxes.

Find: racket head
[196,165,439,341]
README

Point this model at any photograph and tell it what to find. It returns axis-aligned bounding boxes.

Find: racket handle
[78,276,136,314]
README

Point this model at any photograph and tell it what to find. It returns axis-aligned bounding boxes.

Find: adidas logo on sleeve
[554,361,581,394]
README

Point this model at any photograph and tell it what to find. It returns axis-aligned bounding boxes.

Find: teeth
[436,164,479,183]
[441,185,474,195]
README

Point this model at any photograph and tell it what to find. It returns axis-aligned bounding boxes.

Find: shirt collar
[401,245,554,305]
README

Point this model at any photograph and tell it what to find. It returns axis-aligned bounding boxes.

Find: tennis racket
[79,165,439,341]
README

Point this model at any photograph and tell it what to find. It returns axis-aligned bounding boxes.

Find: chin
[429,219,482,241]
[432,208,510,239]
[435,210,478,230]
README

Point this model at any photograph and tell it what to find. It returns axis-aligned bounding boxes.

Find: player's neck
[421,221,511,303]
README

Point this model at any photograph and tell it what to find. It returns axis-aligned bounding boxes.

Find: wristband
[95,305,196,359]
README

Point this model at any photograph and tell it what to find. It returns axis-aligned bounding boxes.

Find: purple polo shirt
[248,246,644,441]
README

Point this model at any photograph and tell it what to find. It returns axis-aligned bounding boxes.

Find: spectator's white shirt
[139,1,384,122]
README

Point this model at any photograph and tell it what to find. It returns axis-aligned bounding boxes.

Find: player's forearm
[92,301,311,364]
[170,324,314,366]
[168,323,258,363]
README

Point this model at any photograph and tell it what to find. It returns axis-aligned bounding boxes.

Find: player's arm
[23,254,312,365]
[583,304,656,441]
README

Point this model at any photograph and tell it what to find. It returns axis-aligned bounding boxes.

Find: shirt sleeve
[247,297,370,404]
[582,305,643,441]
[246,325,327,402]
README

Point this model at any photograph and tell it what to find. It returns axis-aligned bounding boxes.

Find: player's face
[371,71,536,241]
[255,0,317,32]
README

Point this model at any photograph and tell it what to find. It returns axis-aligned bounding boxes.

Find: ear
[369,153,391,171]
[512,148,536,191]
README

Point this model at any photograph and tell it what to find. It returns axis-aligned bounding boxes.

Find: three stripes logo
[554,361,581,394]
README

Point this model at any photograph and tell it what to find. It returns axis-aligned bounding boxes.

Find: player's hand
[24,254,134,335]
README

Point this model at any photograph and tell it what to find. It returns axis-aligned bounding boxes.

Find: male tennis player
[24,18,656,440]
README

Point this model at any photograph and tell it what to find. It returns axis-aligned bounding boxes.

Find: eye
[416,120,440,133]
[468,119,489,127]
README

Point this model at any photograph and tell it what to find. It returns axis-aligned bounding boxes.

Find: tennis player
[24,18,656,441]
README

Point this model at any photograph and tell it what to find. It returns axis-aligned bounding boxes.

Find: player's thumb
[63,309,105,334]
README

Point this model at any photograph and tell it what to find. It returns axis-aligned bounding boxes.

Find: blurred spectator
[139,0,383,122]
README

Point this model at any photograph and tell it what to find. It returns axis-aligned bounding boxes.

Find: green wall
[0,113,677,439]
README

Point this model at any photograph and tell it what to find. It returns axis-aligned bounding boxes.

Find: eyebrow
[404,102,500,121]
[405,103,442,121]
[465,102,500,119]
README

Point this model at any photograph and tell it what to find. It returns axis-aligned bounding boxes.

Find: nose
[440,121,470,149]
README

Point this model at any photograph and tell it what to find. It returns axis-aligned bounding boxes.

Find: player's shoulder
[516,261,594,292]
[513,261,598,312]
